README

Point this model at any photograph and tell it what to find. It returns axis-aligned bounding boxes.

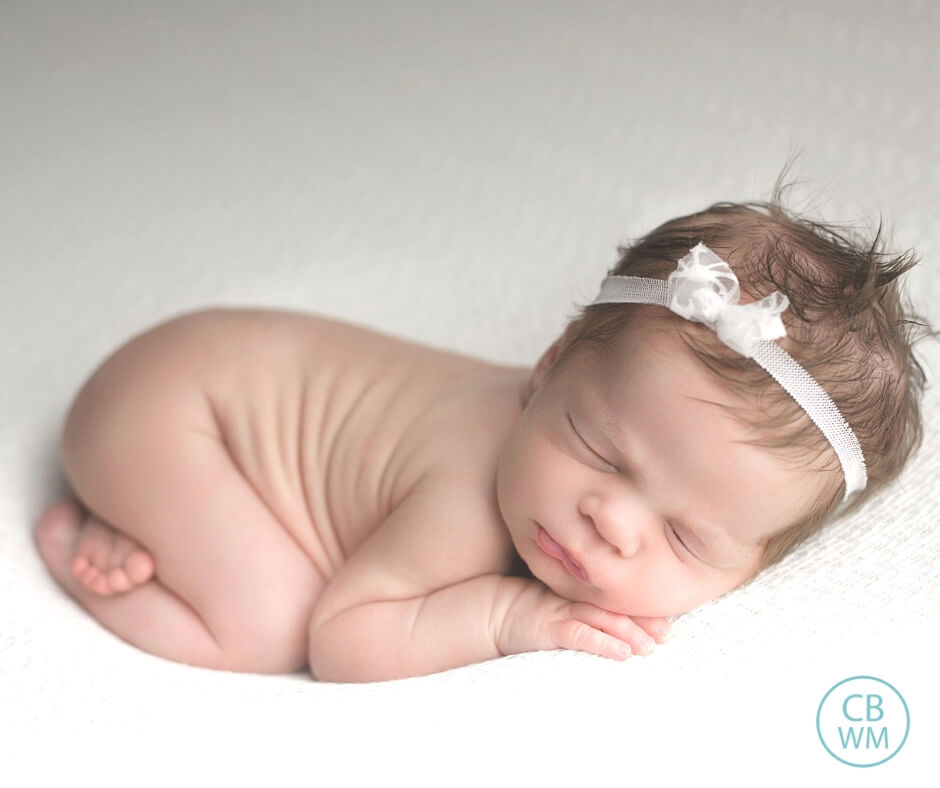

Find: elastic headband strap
[593,243,867,501]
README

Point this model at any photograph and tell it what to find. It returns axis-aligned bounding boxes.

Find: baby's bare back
[151,308,525,581]
[46,306,530,675]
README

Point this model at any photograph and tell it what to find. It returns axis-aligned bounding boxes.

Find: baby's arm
[307,478,661,682]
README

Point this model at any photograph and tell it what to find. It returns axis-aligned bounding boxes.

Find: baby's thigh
[61,311,325,666]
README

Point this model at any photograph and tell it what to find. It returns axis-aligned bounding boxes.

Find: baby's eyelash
[566,414,618,470]
[667,522,697,561]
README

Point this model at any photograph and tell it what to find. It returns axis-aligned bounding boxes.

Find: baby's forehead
[558,322,723,398]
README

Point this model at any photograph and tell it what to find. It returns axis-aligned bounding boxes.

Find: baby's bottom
[34,321,325,674]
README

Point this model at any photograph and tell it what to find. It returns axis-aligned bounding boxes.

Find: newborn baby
[35,196,925,682]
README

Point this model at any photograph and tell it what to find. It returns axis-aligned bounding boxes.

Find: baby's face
[496,322,830,618]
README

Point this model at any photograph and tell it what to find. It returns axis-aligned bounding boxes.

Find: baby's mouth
[536,525,590,582]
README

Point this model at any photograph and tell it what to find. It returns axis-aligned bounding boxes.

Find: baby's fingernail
[659,624,674,642]
[640,637,655,653]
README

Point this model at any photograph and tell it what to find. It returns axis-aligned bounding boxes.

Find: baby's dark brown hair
[553,180,929,575]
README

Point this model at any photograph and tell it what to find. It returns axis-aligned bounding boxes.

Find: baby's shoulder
[409,364,528,478]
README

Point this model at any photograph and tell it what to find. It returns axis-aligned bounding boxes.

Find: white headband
[592,242,867,500]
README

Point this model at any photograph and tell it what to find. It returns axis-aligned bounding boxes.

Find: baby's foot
[37,501,155,596]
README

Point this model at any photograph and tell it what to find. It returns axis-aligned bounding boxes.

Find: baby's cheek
[497,421,563,518]
[494,439,527,518]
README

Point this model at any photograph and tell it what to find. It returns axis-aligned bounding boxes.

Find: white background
[2,2,937,785]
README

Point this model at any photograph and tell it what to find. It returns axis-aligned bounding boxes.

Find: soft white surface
[2,1,937,785]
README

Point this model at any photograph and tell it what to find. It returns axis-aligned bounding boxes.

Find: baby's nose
[578,493,643,558]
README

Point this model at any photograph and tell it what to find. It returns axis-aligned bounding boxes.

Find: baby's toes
[108,531,155,585]
[123,550,155,585]
[72,556,101,588]
[74,517,116,574]
[88,569,114,596]
[71,553,91,576]
[106,567,132,593]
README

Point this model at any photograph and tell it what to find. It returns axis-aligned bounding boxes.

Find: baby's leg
[35,313,325,674]
[37,501,224,667]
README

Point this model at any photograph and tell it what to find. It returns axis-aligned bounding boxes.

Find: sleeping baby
[35,192,926,682]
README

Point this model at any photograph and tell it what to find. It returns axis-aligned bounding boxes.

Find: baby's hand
[495,580,672,661]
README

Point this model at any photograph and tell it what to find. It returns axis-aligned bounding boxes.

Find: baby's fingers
[550,618,633,661]
[629,615,675,644]
[568,604,660,656]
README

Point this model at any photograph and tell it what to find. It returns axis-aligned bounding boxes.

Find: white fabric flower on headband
[669,243,788,357]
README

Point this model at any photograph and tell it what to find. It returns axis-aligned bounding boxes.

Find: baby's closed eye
[565,413,618,472]
[665,521,698,560]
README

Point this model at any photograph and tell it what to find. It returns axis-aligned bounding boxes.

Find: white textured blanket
[2,2,937,785]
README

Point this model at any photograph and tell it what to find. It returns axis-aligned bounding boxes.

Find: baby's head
[496,190,927,617]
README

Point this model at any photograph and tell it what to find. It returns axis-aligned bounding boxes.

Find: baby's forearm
[308,574,529,683]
